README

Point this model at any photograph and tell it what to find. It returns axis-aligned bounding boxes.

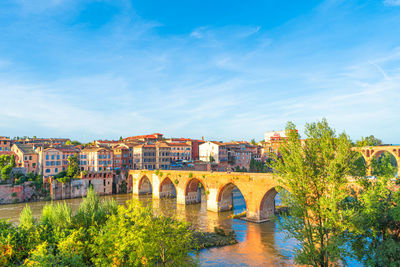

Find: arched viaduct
[129,170,280,223]
[352,145,400,177]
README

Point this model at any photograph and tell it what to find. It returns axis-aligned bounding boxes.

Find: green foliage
[1,165,12,181]
[344,177,400,266]
[0,155,15,181]
[270,119,357,267]
[250,138,257,145]
[371,152,398,178]
[355,135,383,147]
[10,155,15,168]
[249,157,267,172]
[209,155,215,163]
[174,179,179,185]
[65,140,81,146]
[349,152,367,178]
[73,187,117,229]
[19,205,35,230]
[66,155,80,178]
[189,172,193,178]
[90,200,195,266]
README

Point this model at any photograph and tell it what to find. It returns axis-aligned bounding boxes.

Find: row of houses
[1,131,288,175]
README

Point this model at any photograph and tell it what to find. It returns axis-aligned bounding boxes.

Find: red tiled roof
[124,133,163,140]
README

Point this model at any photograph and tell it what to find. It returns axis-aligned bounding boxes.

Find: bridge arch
[138,175,152,195]
[159,177,177,198]
[217,182,247,212]
[259,187,278,221]
[184,178,207,204]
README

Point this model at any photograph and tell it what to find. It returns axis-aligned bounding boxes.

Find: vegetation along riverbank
[0,187,237,266]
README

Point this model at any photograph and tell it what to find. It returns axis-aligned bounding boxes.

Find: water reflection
[0,191,297,266]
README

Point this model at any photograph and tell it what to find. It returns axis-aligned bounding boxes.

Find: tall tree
[355,135,382,147]
[271,119,356,266]
[66,155,80,178]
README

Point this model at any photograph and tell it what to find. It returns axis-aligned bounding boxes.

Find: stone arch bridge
[352,145,400,177]
[129,170,280,223]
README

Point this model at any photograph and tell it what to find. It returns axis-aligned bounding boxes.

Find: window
[46,155,49,160]
[45,169,50,173]
[24,156,27,160]
[51,155,54,160]
[29,156,32,160]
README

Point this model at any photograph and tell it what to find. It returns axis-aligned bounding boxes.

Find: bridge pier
[206,188,219,212]
[176,187,186,205]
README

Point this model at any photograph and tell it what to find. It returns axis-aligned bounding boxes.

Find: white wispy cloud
[384,0,400,6]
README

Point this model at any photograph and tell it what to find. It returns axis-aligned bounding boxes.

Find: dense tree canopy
[0,188,196,266]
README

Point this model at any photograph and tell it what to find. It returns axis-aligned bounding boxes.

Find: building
[112,144,131,170]
[0,136,12,155]
[57,146,79,172]
[165,138,204,160]
[94,140,121,147]
[222,141,262,171]
[79,147,114,172]
[156,142,171,170]
[133,144,157,170]
[133,143,171,170]
[199,141,227,163]
[123,133,163,143]
[11,144,39,173]
[261,130,288,160]
[38,147,65,176]
[264,130,287,142]
[168,142,192,162]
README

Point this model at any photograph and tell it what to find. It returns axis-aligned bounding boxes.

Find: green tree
[1,165,13,181]
[90,200,194,266]
[10,155,15,168]
[250,139,256,145]
[371,152,397,178]
[355,135,383,147]
[271,119,356,266]
[66,155,80,178]
[344,177,400,266]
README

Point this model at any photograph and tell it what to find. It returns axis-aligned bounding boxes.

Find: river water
[0,191,300,266]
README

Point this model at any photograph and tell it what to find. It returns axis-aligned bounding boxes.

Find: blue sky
[0,0,400,143]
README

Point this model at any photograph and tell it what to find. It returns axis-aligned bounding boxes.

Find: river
[0,190,352,266]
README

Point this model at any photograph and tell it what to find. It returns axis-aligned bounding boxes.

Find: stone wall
[0,182,36,204]
[50,172,113,200]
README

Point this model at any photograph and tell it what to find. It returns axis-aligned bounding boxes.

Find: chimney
[201,136,204,141]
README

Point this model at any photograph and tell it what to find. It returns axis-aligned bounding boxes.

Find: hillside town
[0,131,287,204]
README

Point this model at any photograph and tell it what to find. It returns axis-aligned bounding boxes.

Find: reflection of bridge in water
[129,170,280,222]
